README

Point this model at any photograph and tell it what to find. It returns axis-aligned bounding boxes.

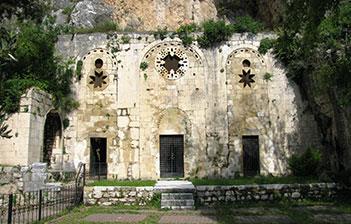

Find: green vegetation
[153,27,168,40]
[74,21,119,34]
[288,148,322,177]
[197,17,264,48]
[139,62,148,71]
[87,179,156,186]
[62,5,75,16]
[75,60,83,79]
[41,198,351,224]
[176,23,198,46]
[258,0,351,175]
[263,72,273,81]
[121,35,131,44]
[0,108,12,138]
[232,16,264,33]
[258,37,275,54]
[197,20,234,48]
[0,16,78,114]
[191,176,319,186]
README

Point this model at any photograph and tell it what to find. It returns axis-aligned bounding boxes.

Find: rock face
[104,0,217,30]
[70,0,114,28]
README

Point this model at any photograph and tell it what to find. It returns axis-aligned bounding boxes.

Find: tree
[263,0,351,172]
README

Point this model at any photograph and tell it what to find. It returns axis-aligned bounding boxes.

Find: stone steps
[161,193,195,210]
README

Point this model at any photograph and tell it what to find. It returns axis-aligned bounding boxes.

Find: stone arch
[42,110,62,167]
[79,48,118,91]
[140,40,205,80]
[157,108,192,135]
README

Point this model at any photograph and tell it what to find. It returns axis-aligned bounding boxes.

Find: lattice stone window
[88,58,108,90]
[239,59,255,88]
[155,47,188,80]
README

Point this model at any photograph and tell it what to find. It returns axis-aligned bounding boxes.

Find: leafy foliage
[197,17,264,48]
[139,62,148,71]
[258,38,275,54]
[176,23,198,46]
[153,27,168,40]
[0,108,12,138]
[288,148,321,177]
[0,14,78,115]
[197,20,235,48]
[232,16,264,33]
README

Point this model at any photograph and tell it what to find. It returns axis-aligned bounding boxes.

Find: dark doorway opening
[160,135,184,178]
[90,138,107,178]
[43,112,62,166]
[243,136,260,176]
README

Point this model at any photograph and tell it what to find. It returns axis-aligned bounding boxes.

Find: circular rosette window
[155,47,189,80]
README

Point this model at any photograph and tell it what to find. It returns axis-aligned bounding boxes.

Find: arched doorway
[42,111,62,166]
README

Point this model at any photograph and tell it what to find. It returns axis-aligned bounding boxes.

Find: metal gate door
[160,135,184,178]
[243,136,260,176]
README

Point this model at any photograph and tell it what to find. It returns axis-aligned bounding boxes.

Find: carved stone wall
[52,33,322,179]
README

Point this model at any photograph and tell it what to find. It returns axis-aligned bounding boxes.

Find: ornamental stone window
[155,47,189,80]
[239,59,255,88]
[88,58,109,90]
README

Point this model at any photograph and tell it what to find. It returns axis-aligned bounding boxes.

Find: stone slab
[234,215,294,224]
[155,181,195,192]
[159,215,217,224]
[83,214,148,222]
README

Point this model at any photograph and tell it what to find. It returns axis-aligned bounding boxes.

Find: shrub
[288,148,321,177]
[140,62,148,71]
[121,35,131,44]
[233,16,264,34]
[176,23,198,46]
[153,27,168,40]
[197,20,235,48]
[75,60,83,79]
[258,38,275,54]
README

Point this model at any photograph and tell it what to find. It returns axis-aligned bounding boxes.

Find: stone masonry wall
[196,183,340,206]
[84,183,340,206]
[84,186,155,206]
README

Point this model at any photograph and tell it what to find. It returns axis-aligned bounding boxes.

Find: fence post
[7,194,13,224]
[38,190,42,221]
[83,164,86,187]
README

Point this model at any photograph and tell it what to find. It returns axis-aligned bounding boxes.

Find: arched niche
[158,108,191,135]
[42,111,62,167]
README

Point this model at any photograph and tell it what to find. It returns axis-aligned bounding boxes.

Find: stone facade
[54,32,322,180]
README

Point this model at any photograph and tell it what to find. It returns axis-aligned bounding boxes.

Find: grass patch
[87,179,156,187]
[191,176,319,186]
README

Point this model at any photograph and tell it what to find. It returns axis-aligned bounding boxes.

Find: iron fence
[0,163,86,224]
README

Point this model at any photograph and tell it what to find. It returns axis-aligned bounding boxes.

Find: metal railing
[0,163,86,224]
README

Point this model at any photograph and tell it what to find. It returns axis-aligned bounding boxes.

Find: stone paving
[159,215,217,224]
[49,206,351,224]
[84,214,148,223]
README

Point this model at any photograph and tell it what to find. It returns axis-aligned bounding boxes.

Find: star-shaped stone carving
[239,69,255,88]
[89,71,107,88]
